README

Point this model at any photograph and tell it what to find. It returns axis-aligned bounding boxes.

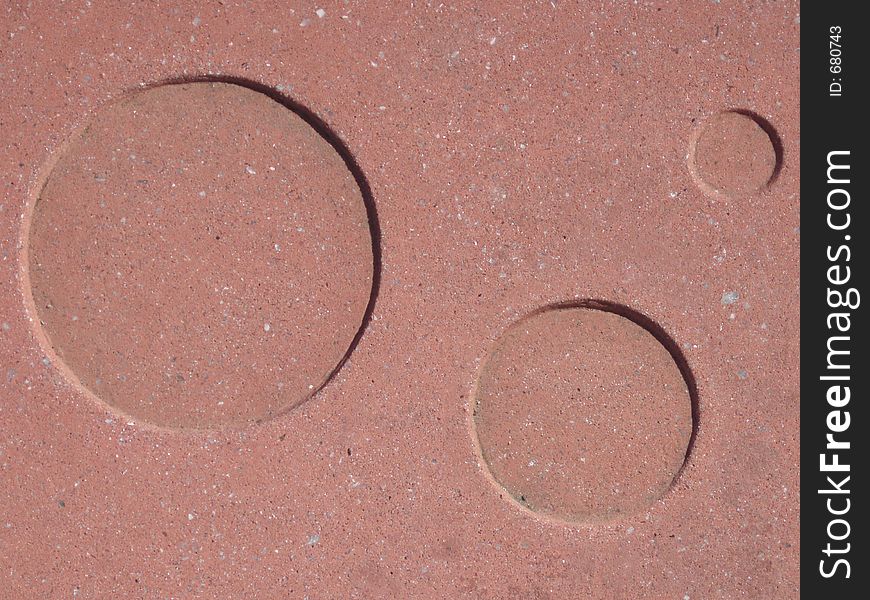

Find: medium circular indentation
[472,304,694,523]
[26,82,375,429]
[690,110,781,196]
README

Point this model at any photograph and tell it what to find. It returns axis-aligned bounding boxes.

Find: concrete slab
[1,2,800,598]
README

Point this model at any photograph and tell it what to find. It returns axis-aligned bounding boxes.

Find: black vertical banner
[802,3,866,596]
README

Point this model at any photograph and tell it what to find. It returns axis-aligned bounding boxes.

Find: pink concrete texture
[1,2,800,599]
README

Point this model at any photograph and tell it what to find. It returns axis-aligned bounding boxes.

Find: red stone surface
[474,305,693,523]
[1,2,800,598]
[26,82,373,429]
[690,110,780,196]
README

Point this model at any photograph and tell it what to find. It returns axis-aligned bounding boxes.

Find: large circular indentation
[689,110,781,196]
[472,304,695,523]
[26,82,376,429]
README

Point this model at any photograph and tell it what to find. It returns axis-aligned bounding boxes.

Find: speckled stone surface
[690,110,780,196]
[1,2,800,598]
[473,305,694,524]
[26,82,374,429]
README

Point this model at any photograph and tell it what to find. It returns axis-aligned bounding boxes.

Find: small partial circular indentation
[473,304,695,523]
[690,110,781,196]
[26,82,375,429]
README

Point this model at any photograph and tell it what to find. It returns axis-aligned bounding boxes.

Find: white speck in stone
[192,16,201,26]
[199,191,206,198]
[245,165,257,175]
[188,513,195,521]
[308,384,315,390]
[489,36,497,45]
[1,322,9,332]
[528,459,536,467]
[274,243,281,252]
[721,291,739,305]
[307,534,319,546]
[315,8,326,18]
[41,357,51,367]
[627,526,635,534]
[737,370,749,380]
[264,323,271,332]
[300,18,311,27]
